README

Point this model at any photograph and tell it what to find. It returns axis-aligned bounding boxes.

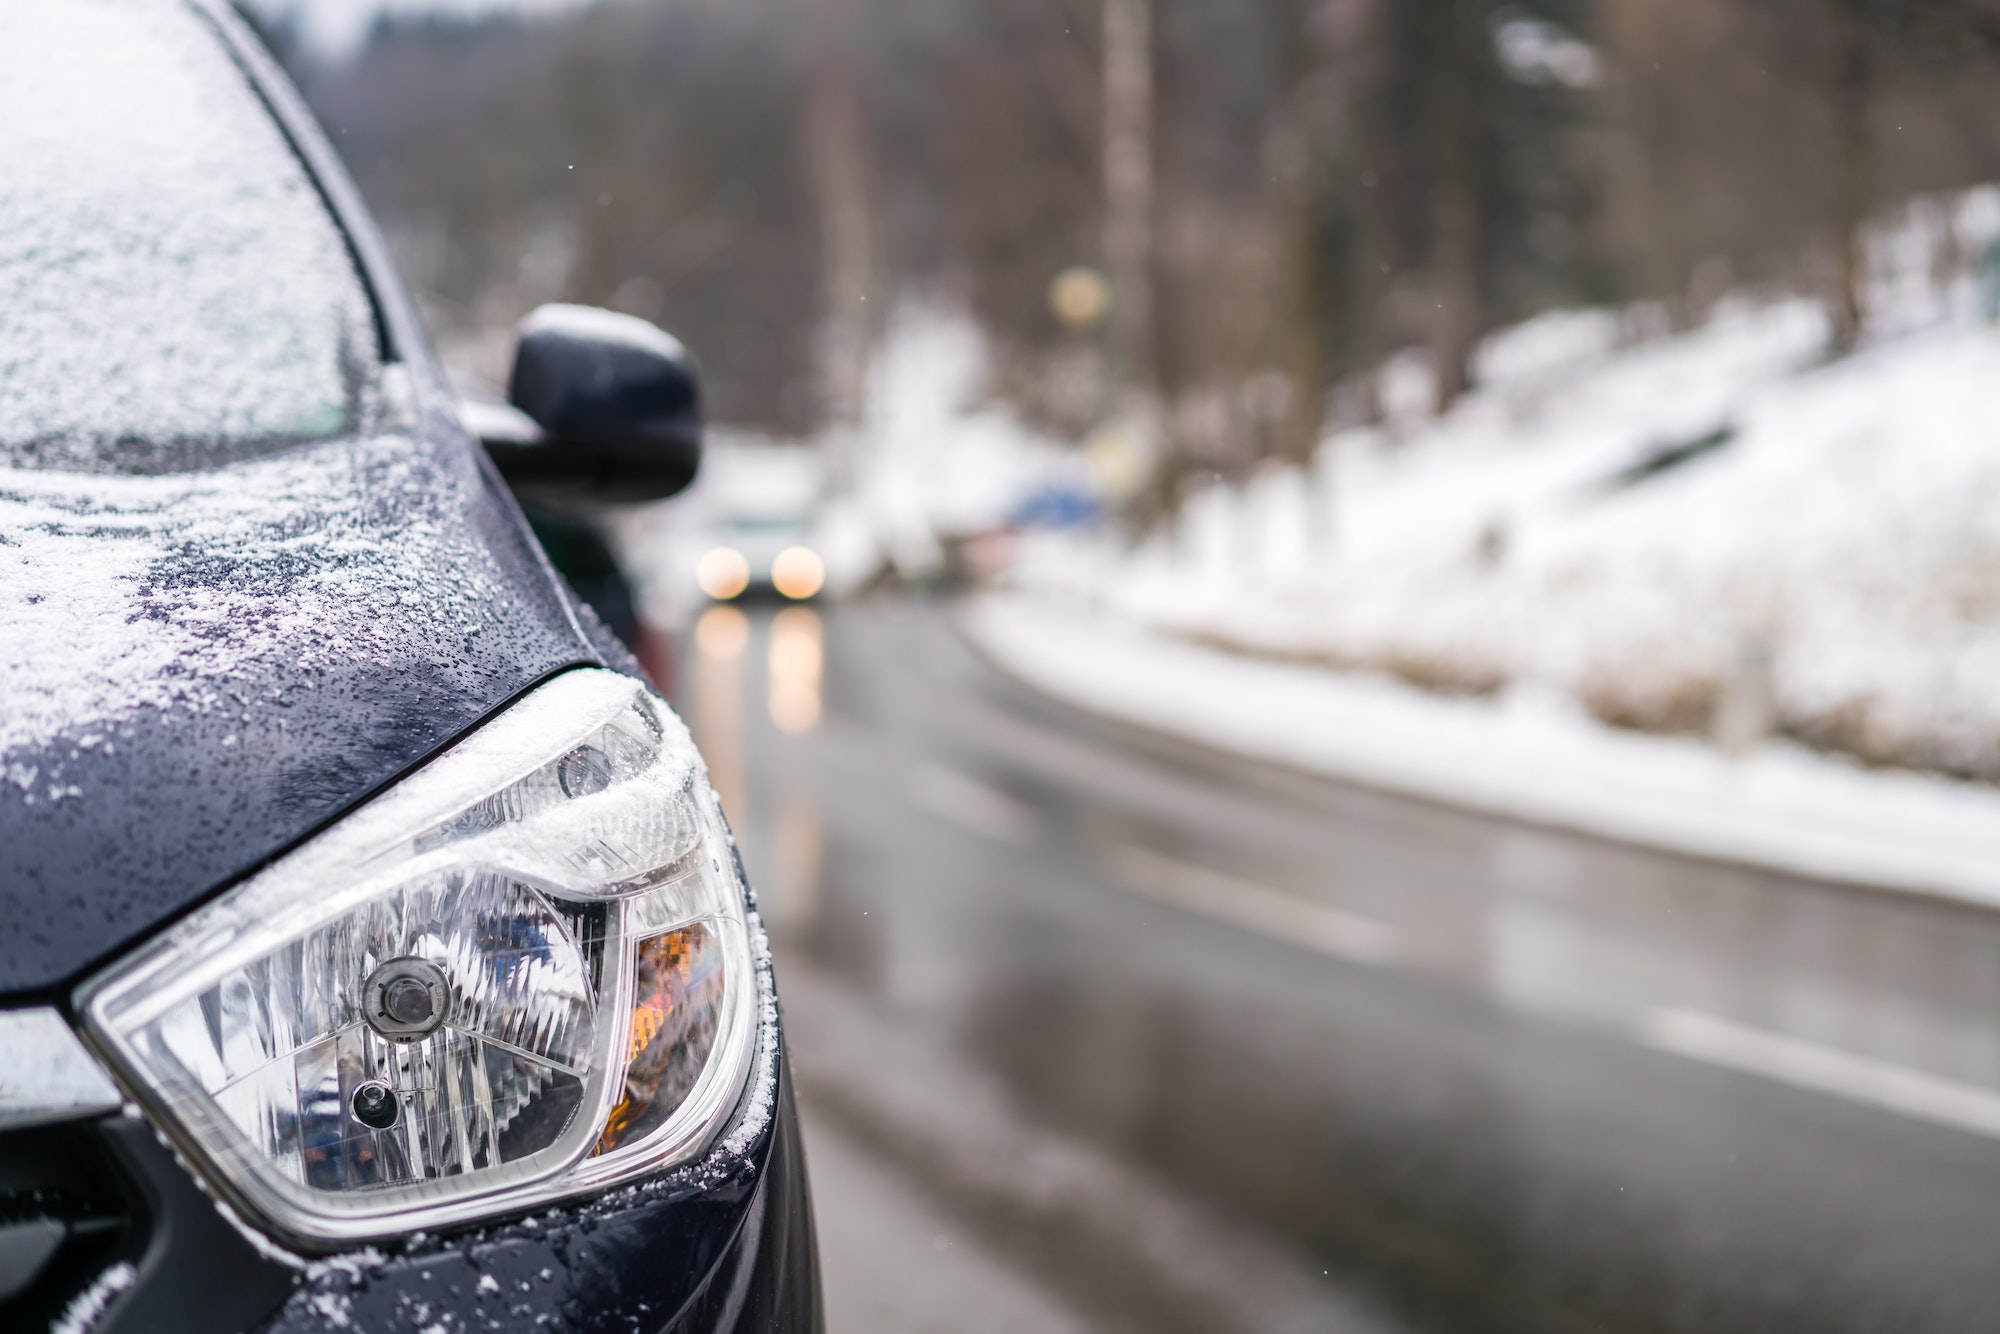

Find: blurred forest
[257,0,2000,501]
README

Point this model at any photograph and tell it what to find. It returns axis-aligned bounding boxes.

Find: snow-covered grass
[1015,191,2000,784]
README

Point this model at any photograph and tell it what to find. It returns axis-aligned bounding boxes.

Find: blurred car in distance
[691,439,828,603]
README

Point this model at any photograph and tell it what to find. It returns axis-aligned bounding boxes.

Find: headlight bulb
[350,1081,400,1131]
[363,957,450,1042]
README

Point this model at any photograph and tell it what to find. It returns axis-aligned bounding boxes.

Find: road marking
[1110,843,2000,1135]
[912,764,1038,846]
[1108,845,1399,966]
[1642,1007,2000,1141]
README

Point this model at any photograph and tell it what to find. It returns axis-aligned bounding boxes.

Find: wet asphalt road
[673,596,2000,1334]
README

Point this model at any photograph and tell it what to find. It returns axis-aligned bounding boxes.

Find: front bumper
[2,1049,820,1334]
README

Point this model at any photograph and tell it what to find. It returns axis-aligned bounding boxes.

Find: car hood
[0,431,597,996]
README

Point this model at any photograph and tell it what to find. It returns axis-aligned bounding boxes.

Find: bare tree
[1427,0,1482,410]
[1259,0,1335,464]
[1828,0,1875,352]
[804,0,878,441]
[1103,0,1157,414]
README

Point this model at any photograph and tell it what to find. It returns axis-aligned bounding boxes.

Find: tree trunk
[1104,0,1156,408]
[1335,0,1392,426]
[806,0,875,441]
[1829,0,1873,354]
[1429,0,1480,413]
[1265,0,1330,467]
[1106,0,1173,522]
[1351,161,1392,425]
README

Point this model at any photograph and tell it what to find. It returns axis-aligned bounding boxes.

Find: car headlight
[78,669,761,1247]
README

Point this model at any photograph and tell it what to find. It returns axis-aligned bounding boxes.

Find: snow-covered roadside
[1010,190,2000,784]
[963,594,2000,908]
[1019,304,2000,784]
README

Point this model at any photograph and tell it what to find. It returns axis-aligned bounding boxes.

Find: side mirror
[466,304,703,504]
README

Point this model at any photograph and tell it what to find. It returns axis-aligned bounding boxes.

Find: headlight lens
[79,669,760,1246]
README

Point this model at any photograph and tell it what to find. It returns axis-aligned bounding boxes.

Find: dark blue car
[0,2,820,1330]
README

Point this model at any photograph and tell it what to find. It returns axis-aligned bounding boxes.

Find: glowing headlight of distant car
[79,670,760,1246]
[696,547,750,601]
[771,547,825,601]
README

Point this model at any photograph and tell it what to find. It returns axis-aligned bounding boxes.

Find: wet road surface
[674,597,2000,1334]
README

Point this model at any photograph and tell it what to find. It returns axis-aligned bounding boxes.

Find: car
[688,440,830,605]
[0,3,820,1331]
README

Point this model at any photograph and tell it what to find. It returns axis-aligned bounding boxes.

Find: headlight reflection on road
[692,605,748,825]
[694,604,749,659]
[768,607,823,734]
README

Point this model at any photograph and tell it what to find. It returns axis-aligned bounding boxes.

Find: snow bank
[964,595,2000,907]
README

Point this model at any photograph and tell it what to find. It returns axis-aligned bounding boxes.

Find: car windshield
[0,0,380,475]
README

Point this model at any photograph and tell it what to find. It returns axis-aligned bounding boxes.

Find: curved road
[676,597,2000,1334]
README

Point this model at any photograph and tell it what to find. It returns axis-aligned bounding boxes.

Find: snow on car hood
[0,431,595,995]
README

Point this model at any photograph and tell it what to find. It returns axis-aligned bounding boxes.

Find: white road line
[1109,830,2000,1139]
[911,764,1039,846]
[1115,838,2000,1137]
[1108,844,1399,966]
[1642,1007,2000,1141]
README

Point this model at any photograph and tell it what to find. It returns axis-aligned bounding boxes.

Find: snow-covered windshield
[0,0,379,475]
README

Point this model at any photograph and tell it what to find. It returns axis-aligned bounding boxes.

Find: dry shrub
[1786,700,2000,785]
[1578,670,1724,737]
[1372,647,1507,698]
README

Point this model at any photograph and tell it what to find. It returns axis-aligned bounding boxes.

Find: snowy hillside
[1014,197,2000,783]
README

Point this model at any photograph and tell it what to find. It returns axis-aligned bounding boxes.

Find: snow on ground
[1014,189,2000,784]
[962,594,2000,907]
